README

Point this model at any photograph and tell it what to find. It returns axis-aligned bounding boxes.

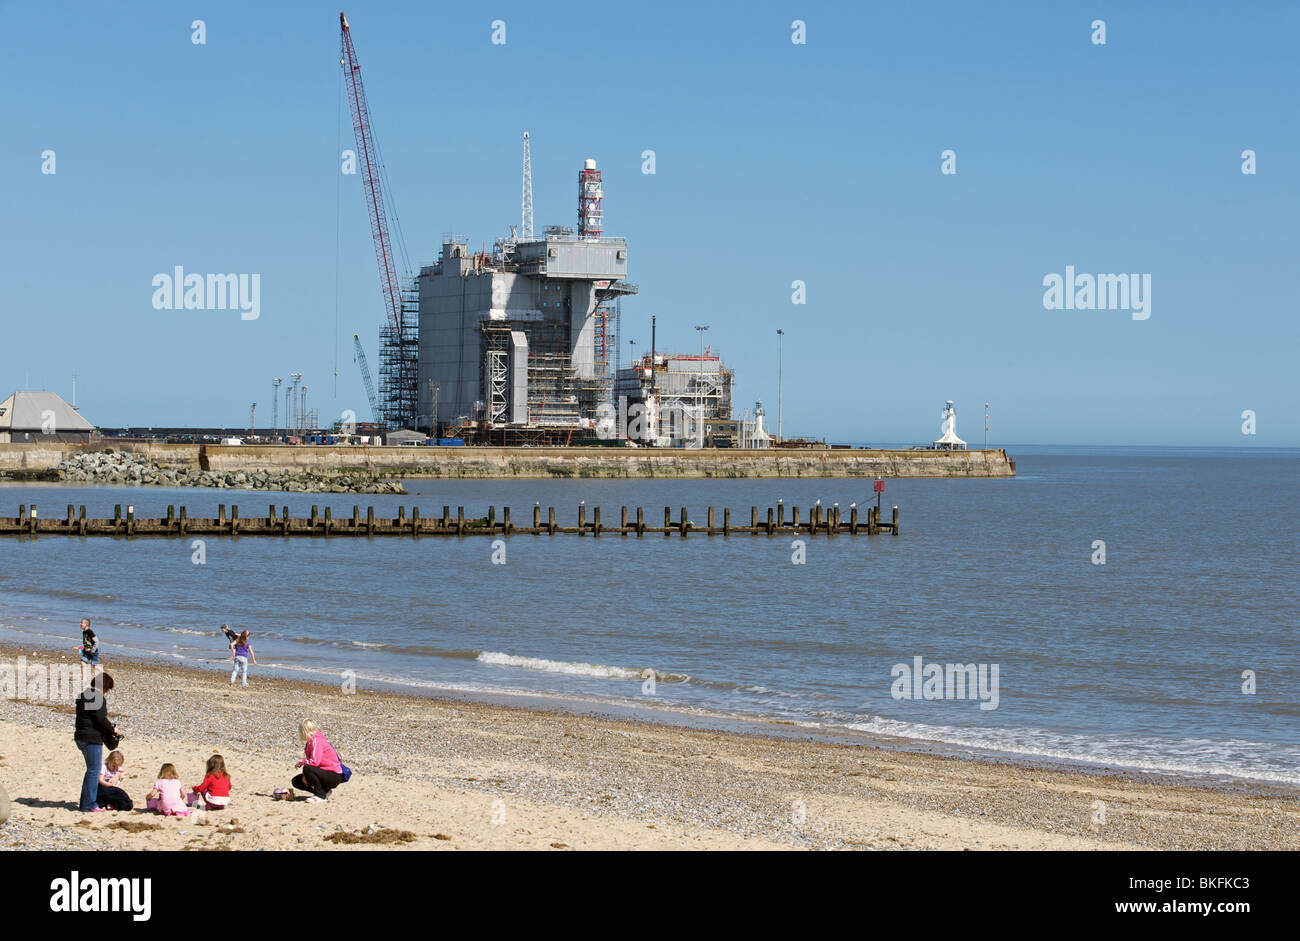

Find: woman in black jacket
[74,672,120,812]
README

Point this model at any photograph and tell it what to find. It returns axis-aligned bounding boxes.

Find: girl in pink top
[145,763,190,816]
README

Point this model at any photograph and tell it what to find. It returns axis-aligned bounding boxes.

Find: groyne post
[892,506,900,535]
[578,503,586,536]
[503,506,511,535]
[636,506,645,536]
[548,507,556,535]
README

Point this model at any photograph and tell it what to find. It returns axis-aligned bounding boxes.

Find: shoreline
[2,640,1297,851]
[2,634,1295,798]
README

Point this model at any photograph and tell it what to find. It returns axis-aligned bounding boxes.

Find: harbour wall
[1,443,1015,479]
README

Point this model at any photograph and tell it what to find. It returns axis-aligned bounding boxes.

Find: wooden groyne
[1,503,899,538]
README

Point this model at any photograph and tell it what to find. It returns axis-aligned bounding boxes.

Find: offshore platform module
[417,188,637,441]
[340,14,637,443]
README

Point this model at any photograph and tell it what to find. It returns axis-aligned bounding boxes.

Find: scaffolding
[616,353,735,447]
[378,282,419,429]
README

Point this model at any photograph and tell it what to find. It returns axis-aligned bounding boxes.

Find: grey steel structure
[416,164,637,434]
[614,354,735,447]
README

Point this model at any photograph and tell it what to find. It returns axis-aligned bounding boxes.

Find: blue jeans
[79,743,102,812]
[231,656,249,685]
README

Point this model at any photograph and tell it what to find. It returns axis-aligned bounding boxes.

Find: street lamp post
[776,329,784,444]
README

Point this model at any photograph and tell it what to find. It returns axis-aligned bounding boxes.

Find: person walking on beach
[76,618,99,687]
[229,630,257,687]
[74,671,121,813]
[291,720,347,803]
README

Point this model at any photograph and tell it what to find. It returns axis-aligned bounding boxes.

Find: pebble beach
[0,641,1296,851]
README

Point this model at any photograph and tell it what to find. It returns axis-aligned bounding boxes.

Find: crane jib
[339,13,417,415]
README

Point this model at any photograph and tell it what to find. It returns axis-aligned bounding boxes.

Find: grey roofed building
[0,390,96,442]
[383,428,427,446]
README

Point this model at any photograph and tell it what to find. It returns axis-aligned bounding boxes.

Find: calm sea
[2,448,1297,784]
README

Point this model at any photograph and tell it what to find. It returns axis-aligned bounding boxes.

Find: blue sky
[3,0,1297,446]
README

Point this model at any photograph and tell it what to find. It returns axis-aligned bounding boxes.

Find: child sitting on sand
[145,763,190,817]
[96,750,133,812]
[189,754,232,811]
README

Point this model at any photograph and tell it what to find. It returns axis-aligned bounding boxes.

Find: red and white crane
[339,11,416,428]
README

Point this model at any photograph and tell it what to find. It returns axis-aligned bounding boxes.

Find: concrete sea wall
[1,442,1015,479]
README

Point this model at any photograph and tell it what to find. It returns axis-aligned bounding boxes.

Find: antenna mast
[521,131,534,239]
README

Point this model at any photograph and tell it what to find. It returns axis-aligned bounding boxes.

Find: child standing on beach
[76,618,98,686]
[96,750,133,811]
[189,754,232,811]
[229,631,257,687]
[145,764,190,816]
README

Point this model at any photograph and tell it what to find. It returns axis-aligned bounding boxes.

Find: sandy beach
[1,642,1296,851]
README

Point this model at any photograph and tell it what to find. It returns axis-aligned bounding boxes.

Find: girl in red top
[190,754,232,810]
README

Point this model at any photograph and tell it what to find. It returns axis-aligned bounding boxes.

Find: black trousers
[96,784,133,811]
[292,765,345,799]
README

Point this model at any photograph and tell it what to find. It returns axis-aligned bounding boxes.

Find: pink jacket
[303,731,342,773]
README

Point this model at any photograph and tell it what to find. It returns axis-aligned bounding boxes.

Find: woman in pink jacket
[291,720,345,803]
